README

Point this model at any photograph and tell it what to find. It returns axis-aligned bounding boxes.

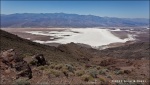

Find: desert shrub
[38,82,49,85]
[61,69,69,78]
[99,77,105,82]
[48,69,62,77]
[65,64,75,73]
[107,75,112,79]
[103,68,108,72]
[14,79,30,85]
[55,64,63,70]
[68,72,75,77]
[50,65,55,69]
[75,70,85,76]
[22,53,32,58]
[49,63,56,69]
[81,74,93,82]
[29,60,37,66]
[38,66,45,70]
[85,64,92,68]
[99,68,108,75]
[38,65,48,70]
[96,66,101,70]
[88,69,98,78]
[114,70,124,75]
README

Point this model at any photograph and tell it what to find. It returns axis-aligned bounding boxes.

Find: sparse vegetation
[96,66,101,70]
[114,70,124,75]
[99,77,105,82]
[29,60,37,66]
[61,69,69,78]
[47,69,62,77]
[107,75,112,79]
[65,64,75,73]
[49,64,55,69]
[14,79,30,85]
[38,65,48,70]
[99,69,107,75]
[88,69,98,78]
[75,70,85,76]
[81,74,93,82]
[55,64,63,70]
[38,82,49,85]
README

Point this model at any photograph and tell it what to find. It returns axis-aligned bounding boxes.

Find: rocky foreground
[0,48,149,85]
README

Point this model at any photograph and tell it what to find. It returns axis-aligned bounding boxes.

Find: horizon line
[1,12,149,19]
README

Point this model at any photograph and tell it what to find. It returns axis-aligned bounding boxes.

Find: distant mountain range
[1,13,149,28]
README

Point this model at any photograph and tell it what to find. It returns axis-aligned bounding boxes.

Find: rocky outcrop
[0,49,32,79]
[30,54,47,66]
[0,49,16,68]
[124,70,131,74]
[14,57,32,79]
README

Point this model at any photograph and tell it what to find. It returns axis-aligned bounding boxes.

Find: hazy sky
[1,1,149,18]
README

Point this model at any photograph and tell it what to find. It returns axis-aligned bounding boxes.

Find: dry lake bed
[2,27,149,48]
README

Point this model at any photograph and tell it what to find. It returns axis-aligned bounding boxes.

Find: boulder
[124,70,131,74]
[0,49,16,68]
[14,59,32,79]
[31,54,47,66]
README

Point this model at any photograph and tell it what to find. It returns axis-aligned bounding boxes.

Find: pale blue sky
[1,1,149,18]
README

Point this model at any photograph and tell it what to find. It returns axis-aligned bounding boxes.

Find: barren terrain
[0,29,149,85]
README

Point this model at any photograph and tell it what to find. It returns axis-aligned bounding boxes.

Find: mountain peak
[1,13,149,28]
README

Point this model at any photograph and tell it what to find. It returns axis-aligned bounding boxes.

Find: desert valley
[2,27,149,49]
[0,6,149,84]
[1,26,149,85]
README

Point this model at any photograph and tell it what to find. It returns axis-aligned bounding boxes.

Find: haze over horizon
[1,1,149,18]
[1,13,149,19]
